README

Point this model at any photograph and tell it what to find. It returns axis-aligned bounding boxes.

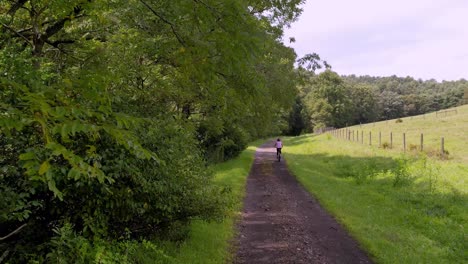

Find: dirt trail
[234,141,372,264]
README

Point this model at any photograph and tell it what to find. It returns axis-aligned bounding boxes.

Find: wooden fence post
[420,133,424,151]
[403,133,406,153]
[390,132,393,149]
[441,137,445,156]
[379,131,381,147]
[361,131,364,144]
[353,130,355,141]
[369,131,372,146]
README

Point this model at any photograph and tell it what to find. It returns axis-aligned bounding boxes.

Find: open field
[340,104,468,162]
[283,132,467,263]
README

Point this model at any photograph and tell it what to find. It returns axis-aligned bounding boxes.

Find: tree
[1,0,305,261]
[304,70,352,129]
[346,83,378,123]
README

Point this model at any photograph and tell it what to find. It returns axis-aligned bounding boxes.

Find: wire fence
[327,128,448,158]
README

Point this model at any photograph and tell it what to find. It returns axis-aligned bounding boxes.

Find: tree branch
[46,39,76,47]
[0,223,27,241]
[1,22,33,47]
[139,0,186,46]
[7,0,28,16]
[44,7,85,38]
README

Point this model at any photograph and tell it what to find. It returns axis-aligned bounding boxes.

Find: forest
[285,71,467,135]
[1,0,466,262]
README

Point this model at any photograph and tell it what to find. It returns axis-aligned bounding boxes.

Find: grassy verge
[164,140,262,263]
[283,134,467,264]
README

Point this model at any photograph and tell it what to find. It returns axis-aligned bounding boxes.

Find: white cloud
[285,0,468,80]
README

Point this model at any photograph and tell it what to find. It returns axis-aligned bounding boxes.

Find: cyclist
[274,138,283,160]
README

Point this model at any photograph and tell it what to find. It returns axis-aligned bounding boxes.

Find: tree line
[285,71,467,135]
[0,0,319,262]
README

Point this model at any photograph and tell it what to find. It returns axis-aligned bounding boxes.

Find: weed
[353,168,369,184]
[382,142,391,149]
[425,163,440,194]
[337,162,355,178]
[424,148,450,159]
[392,156,412,187]
[409,144,418,151]
[396,118,403,123]
[352,159,380,184]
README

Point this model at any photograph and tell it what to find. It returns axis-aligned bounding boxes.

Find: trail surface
[234,141,372,264]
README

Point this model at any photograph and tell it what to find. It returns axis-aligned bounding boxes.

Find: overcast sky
[283,0,468,81]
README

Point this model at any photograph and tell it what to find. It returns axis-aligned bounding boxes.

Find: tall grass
[283,134,467,263]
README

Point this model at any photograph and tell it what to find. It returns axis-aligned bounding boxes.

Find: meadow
[283,106,467,263]
[343,104,468,162]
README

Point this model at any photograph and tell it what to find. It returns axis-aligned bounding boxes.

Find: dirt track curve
[234,141,373,264]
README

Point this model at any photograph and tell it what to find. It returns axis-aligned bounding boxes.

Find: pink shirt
[275,141,283,148]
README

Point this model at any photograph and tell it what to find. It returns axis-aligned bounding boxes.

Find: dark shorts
[276,148,282,154]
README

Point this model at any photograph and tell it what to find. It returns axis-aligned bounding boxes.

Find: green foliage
[45,224,173,264]
[391,156,412,187]
[1,0,304,262]
[290,72,466,134]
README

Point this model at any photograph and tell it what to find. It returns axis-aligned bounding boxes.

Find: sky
[283,0,468,81]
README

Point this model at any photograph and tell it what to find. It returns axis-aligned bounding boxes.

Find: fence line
[327,128,447,157]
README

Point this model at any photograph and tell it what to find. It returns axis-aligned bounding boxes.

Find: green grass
[161,141,262,264]
[343,104,468,162]
[283,132,467,263]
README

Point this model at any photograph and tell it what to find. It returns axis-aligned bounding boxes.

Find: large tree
[0,0,304,261]
[304,70,352,129]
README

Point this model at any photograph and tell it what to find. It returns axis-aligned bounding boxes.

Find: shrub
[423,148,450,159]
[0,73,226,262]
[382,142,391,149]
[352,159,379,184]
[395,118,403,123]
[392,156,412,187]
[409,144,418,151]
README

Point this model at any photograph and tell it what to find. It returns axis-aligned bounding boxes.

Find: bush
[198,122,249,163]
[395,118,403,123]
[382,142,391,149]
[392,156,412,187]
[409,144,418,151]
[0,75,226,262]
[46,224,173,264]
[423,147,450,159]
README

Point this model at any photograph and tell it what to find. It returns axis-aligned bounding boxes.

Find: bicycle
[276,149,281,162]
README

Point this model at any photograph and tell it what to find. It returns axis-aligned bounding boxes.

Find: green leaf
[39,160,50,175]
[46,171,63,200]
[67,167,82,180]
[19,152,36,161]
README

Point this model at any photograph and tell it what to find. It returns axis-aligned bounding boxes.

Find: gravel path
[234,141,373,264]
